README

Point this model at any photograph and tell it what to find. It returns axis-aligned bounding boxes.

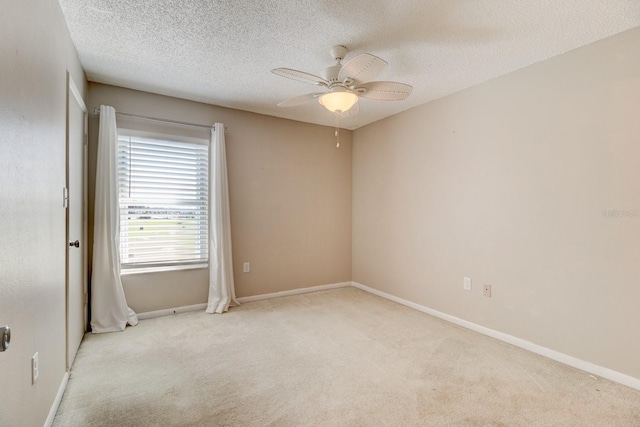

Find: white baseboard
[136,282,352,320]
[137,303,208,320]
[351,281,640,392]
[237,282,351,303]
[45,371,69,427]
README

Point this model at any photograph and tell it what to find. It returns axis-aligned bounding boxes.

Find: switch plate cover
[32,352,39,384]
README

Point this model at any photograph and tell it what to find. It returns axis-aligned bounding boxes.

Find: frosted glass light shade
[319,91,358,112]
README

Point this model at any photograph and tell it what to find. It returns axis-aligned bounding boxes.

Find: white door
[66,76,88,369]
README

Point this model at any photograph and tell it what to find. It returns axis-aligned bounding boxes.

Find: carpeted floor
[54,287,640,426]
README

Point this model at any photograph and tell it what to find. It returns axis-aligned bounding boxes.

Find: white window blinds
[117,134,209,268]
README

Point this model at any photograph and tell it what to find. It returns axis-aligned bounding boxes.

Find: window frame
[116,128,210,273]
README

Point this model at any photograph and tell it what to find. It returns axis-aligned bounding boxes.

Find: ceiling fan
[271,45,412,117]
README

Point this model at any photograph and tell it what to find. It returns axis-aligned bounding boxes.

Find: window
[117,133,209,269]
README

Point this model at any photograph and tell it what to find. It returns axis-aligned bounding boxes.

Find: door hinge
[63,187,69,208]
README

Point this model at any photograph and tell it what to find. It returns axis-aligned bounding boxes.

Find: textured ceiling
[58,0,640,129]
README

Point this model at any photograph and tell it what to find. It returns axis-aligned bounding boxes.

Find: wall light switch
[243,262,250,273]
[463,277,472,291]
[32,352,39,384]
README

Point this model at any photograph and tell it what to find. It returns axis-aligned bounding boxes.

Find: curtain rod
[93,107,224,131]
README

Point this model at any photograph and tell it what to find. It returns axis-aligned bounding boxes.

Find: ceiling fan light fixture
[318,91,358,113]
[273,46,410,115]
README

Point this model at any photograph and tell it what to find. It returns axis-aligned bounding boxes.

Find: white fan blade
[271,68,328,86]
[356,81,412,101]
[277,92,324,107]
[338,53,387,84]
[335,100,359,118]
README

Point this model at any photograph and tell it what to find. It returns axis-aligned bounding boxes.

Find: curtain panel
[91,105,138,332]
[207,123,239,313]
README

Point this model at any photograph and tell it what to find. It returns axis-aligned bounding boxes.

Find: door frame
[66,73,88,370]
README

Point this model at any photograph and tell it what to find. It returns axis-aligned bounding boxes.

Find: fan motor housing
[324,64,342,83]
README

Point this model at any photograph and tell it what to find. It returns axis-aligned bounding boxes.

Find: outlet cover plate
[463,277,472,291]
[483,284,492,297]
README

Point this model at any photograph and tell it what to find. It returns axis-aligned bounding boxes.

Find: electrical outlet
[32,352,39,384]
[243,262,250,273]
[463,277,472,291]
[483,284,492,297]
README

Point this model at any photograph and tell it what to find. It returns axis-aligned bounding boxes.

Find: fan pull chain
[335,113,340,148]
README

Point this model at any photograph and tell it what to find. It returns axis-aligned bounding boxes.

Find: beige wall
[0,0,87,425]
[352,27,640,380]
[87,84,352,313]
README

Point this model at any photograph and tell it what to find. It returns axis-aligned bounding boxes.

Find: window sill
[120,263,208,276]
